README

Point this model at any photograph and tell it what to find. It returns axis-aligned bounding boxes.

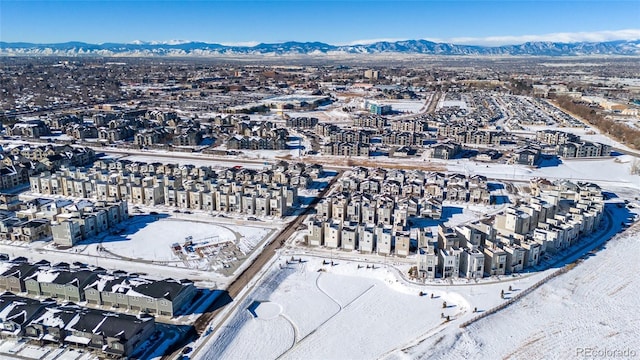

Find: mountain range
[1,39,639,57]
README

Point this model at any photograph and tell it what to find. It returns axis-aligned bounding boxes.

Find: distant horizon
[2,29,640,48]
[1,1,639,46]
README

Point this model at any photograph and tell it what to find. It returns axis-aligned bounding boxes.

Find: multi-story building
[6,120,51,138]
[24,303,155,357]
[286,117,319,128]
[460,246,485,279]
[85,276,196,317]
[50,200,128,247]
[536,129,578,145]
[513,147,540,166]
[417,243,438,279]
[557,141,610,158]
[353,116,387,129]
[363,100,392,115]
[30,161,314,218]
[483,245,507,276]
[322,142,370,157]
[0,293,51,338]
[503,244,527,274]
[425,141,462,160]
[439,248,462,278]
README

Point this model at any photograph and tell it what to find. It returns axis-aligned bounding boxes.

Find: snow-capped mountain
[1,39,639,56]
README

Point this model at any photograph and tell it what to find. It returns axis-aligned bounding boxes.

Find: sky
[1,1,639,46]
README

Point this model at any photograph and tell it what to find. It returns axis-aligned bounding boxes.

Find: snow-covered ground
[283,105,353,124]
[64,217,271,271]
[397,224,640,360]
[198,258,469,360]
[383,99,427,114]
[195,254,560,360]
[116,153,269,170]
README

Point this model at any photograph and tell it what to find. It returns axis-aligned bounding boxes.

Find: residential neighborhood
[0,52,638,360]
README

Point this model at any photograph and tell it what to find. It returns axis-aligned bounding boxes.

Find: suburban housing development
[0,54,638,360]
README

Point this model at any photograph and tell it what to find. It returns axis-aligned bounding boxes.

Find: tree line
[554,96,640,150]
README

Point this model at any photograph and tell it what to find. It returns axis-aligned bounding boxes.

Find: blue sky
[1,1,639,45]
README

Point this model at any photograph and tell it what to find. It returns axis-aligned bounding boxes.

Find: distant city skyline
[1,1,639,46]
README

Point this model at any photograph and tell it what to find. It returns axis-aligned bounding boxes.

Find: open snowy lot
[115,153,269,170]
[397,224,640,360]
[77,217,272,271]
[68,216,275,275]
[196,254,561,360]
[383,99,428,114]
[198,258,469,360]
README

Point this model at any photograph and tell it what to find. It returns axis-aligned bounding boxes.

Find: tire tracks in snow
[276,272,375,359]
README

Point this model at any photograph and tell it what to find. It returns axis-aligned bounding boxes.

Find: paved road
[426,91,443,114]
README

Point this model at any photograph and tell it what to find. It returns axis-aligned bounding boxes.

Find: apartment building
[417,244,438,279]
[30,161,315,218]
[0,259,197,319]
[24,303,155,357]
[460,246,485,279]
[483,245,508,276]
[50,200,128,247]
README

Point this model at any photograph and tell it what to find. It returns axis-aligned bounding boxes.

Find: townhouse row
[340,167,491,203]
[0,144,95,190]
[307,220,431,257]
[0,197,127,246]
[0,259,197,317]
[416,181,605,279]
[436,126,506,145]
[536,129,611,158]
[29,161,323,218]
[306,167,477,254]
[0,293,156,358]
[321,128,432,148]
[30,172,294,217]
[416,224,543,279]
[87,159,323,187]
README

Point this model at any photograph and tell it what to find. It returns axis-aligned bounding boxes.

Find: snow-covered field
[536,156,639,186]
[383,99,427,114]
[198,259,468,360]
[116,153,269,170]
[398,225,640,360]
[196,253,562,360]
[98,218,237,260]
[66,217,271,271]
